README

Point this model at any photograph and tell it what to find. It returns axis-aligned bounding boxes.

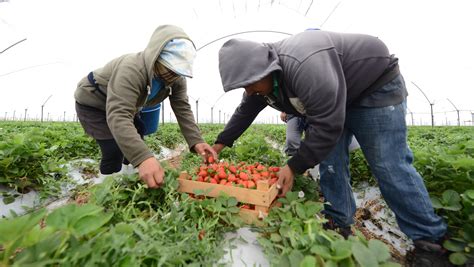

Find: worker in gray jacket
[74,25,217,189]
[212,30,450,266]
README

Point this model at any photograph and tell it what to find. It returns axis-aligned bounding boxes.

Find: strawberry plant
[0,171,245,266]
[0,203,112,266]
[257,192,400,266]
[0,129,69,201]
[432,189,474,265]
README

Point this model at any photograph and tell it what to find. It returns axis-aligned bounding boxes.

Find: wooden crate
[178,171,279,225]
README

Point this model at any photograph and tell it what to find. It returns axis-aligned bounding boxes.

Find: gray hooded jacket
[216,30,404,174]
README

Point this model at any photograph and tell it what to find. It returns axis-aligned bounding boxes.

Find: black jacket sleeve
[215,93,267,147]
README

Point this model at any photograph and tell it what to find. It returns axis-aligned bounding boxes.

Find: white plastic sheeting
[0,158,121,218]
[220,227,270,266]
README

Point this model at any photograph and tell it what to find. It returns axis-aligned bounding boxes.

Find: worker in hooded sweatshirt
[74,25,217,189]
[212,30,450,267]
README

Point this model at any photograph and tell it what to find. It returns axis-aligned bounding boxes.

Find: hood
[143,25,195,85]
[218,38,281,92]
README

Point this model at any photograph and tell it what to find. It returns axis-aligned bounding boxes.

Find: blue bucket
[140,103,161,135]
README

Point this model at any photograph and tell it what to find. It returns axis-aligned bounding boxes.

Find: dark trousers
[96,116,146,174]
[96,139,125,174]
[75,102,146,174]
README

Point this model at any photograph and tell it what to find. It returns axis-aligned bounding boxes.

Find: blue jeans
[284,115,304,157]
[319,77,446,241]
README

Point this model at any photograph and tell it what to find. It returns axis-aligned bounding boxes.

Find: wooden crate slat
[178,178,277,207]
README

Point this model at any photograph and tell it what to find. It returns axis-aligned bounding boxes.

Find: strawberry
[208,156,215,163]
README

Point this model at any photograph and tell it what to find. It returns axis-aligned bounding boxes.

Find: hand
[138,157,165,189]
[280,112,287,122]
[276,165,295,197]
[194,142,218,162]
[212,143,225,155]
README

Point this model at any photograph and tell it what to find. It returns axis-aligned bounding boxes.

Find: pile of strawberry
[192,157,280,189]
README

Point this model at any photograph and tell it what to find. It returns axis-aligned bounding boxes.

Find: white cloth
[158,38,196,78]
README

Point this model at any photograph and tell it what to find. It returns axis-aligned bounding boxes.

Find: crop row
[0,121,473,265]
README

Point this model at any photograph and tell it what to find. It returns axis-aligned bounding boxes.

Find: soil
[80,168,98,180]
[354,208,406,265]
[74,191,91,205]
[164,153,183,169]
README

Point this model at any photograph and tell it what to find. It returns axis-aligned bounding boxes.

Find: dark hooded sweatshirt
[216,30,405,174]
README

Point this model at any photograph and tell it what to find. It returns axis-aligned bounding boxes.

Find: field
[0,121,473,266]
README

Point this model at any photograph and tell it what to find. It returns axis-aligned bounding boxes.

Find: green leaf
[332,240,353,261]
[0,209,46,243]
[368,239,391,263]
[295,203,307,219]
[380,262,401,267]
[227,206,240,213]
[258,237,273,248]
[286,191,299,202]
[431,190,462,211]
[442,190,460,205]
[311,245,332,259]
[463,225,474,241]
[270,233,282,242]
[351,242,378,267]
[21,225,55,247]
[464,190,474,200]
[325,260,338,267]
[72,212,113,236]
[2,195,15,205]
[119,255,138,267]
[46,203,104,229]
[13,232,65,265]
[288,249,305,267]
[444,239,466,252]
[276,254,291,267]
[430,196,443,209]
[299,256,316,267]
[304,201,323,216]
[227,197,238,207]
[339,257,356,267]
[443,203,462,211]
[449,252,467,265]
[114,223,134,236]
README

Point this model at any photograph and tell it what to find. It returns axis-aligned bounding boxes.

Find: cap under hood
[218,38,281,92]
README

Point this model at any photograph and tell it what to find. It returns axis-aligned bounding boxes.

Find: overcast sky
[1,0,473,125]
